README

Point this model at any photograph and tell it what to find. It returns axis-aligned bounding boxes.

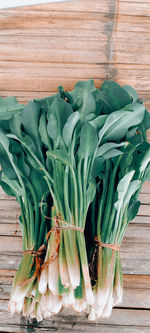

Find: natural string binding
[22,212,83,285]
[94,237,120,251]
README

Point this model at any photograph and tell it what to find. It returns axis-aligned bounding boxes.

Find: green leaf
[9,140,30,178]
[0,96,24,120]
[47,112,58,140]
[139,146,150,176]
[114,171,135,211]
[29,169,49,203]
[39,112,51,148]
[69,79,96,109]
[142,110,150,131]
[102,148,123,159]
[7,133,53,183]
[92,88,104,116]
[123,85,139,103]
[46,149,72,168]
[127,200,141,222]
[97,81,131,114]
[9,113,22,137]
[86,181,96,207]
[63,111,80,146]
[99,103,145,143]
[21,101,43,161]
[96,142,127,158]
[85,113,95,122]
[91,156,105,179]
[126,127,137,139]
[34,93,59,113]
[0,133,17,180]
[142,163,150,182]
[123,180,141,208]
[47,97,73,139]
[89,115,107,131]
[79,90,96,121]
[0,178,15,197]
[8,132,37,155]
[78,123,98,159]
[0,172,23,197]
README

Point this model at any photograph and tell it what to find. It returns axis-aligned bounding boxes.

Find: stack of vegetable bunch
[0,80,150,322]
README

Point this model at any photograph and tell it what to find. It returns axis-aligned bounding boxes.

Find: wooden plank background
[0,0,150,332]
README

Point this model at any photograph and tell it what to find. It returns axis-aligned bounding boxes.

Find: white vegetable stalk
[89,248,118,320]
[113,254,123,306]
[38,267,48,295]
[45,292,62,314]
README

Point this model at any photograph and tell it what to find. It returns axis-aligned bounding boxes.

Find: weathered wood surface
[0,0,150,332]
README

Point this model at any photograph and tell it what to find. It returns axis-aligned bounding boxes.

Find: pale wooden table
[0,0,150,331]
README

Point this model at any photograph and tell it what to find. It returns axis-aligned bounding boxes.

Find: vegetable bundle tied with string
[0,80,150,321]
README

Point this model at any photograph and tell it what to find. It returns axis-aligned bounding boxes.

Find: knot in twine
[94,237,120,252]
[89,237,120,286]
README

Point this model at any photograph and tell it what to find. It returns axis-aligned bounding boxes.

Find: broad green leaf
[69,80,96,103]
[0,96,24,120]
[46,149,72,168]
[142,110,150,131]
[9,113,22,137]
[86,181,96,207]
[27,153,40,171]
[123,180,141,208]
[47,97,73,139]
[91,156,105,179]
[89,115,107,131]
[0,133,17,180]
[79,90,96,121]
[29,169,49,203]
[126,127,137,139]
[0,172,23,197]
[21,101,43,161]
[34,93,59,113]
[96,142,127,158]
[133,143,150,180]
[69,79,96,109]
[127,200,141,222]
[78,123,98,159]
[7,133,53,183]
[92,89,104,116]
[15,151,30,179]
[8,132,37,155]
[39,112,51,148]
[142,163,150,182]
[8,140,30,178]
[47,112,58,139]
[63,111,80,147]
[99,103,145,143]
[119,146,135,172]
[85,113,95,122]
[114,171,135,211]
[123,85,139,103]
[139,146,150,176]
[102,148,123,159]
[97,81,131,114]
[0,179,15,197]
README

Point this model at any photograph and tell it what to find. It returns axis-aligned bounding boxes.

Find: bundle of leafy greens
[0,80,149,321]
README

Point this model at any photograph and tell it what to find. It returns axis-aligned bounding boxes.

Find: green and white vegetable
[0,80,149,321]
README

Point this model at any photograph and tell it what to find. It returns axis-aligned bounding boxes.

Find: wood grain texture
[0,0,150,331]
